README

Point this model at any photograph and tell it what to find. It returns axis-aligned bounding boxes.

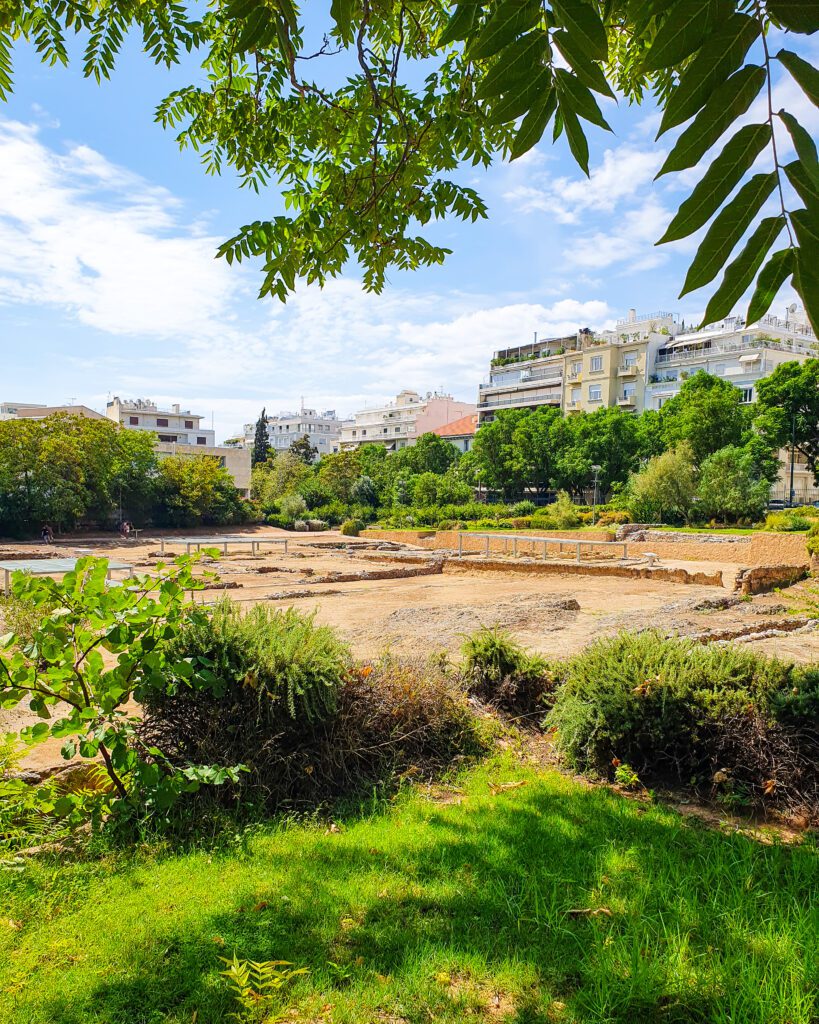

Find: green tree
[511,406,564,496]
[469,411,529,500]
[289,434,318,465]
[697,445,771,524]
[156,455,246,527]
[2,3,815,326]
[412,472,440,506]
[317,450,362,502]
[628,443,698,524]
[350,475,379,507]
[660,372,748,464]
[553,407,644,497]
[252,409,271,468]
[755,359,819,485]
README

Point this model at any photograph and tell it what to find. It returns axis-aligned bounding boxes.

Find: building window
[571,361,581,375]
[157,434,178,443]
[185,419,194,429]
[571,387,581,402]
[156,418,168,427]
[129,416,139,425]
[742,334,752,344]
[590,356,603,372]
[589,385,602,402]
[362,429,367,436]
[197,436,207,445]
[624,355,637,367]
[739,387,754,404]
[623,385,637,400]
[395,427,401,433]
[714,363,726,375]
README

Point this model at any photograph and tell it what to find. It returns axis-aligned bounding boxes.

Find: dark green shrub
[461,627,555,714]
[508,500,537,517]
[548,632,819,815]
[265,513,291,529]
[340,519,364,536]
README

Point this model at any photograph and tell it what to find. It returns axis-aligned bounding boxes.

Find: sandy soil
[2,526,817,770]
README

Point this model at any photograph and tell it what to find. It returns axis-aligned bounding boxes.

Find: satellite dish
[789,303,798,313]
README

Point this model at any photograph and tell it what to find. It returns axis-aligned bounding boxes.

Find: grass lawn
[1,756,816,1024]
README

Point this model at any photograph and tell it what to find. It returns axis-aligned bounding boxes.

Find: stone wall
[733,564,808,595]
[443,558,724,587]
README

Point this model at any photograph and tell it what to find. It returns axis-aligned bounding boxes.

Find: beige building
[237,406,343,459]
[340,390,476,450]
[106,397,250,496]
[1,402,105,420]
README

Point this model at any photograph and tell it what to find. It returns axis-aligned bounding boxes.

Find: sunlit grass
[1,756,816,1023]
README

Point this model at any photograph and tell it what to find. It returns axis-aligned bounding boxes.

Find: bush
[808,521,819,557]
[548,631,819,816]
[280,493,308,522]
[461,628,555,714]
[436,519,466,530]
[340,519,364,536]
[508,500,537,517]
[549,491,580,529]
[306,519,328,531]
[310,501,349,526]
[765,507,819,532]
[265,513,291,529]
[598,509,631,526]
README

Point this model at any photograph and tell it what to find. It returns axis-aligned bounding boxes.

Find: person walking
[40,524,54,545]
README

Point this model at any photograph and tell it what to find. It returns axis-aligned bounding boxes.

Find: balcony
[478,391,562,411]
[618,364,639,376]
[618,396,637,407]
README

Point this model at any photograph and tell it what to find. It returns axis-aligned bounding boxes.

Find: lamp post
[591,464,602,525]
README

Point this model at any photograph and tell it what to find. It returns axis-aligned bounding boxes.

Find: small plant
[340,519,364,536]
[461,627,554,713]
[613,761,640,789]
[280,493,308,522]
[220,952,308,1022]
[549,491,580,530]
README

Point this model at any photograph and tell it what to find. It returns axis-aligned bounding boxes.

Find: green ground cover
[1,756,816,1024]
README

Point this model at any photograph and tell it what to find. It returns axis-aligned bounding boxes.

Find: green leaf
[551,0,608,62]
[439,3,477,46]
[659,123,772,244]
[642,0,729,72]
[793,247,819,335]
[658,67,766,178]
[784,159,819,208]
[476,30,548,99]
[680,172,777,295]
[511,86,556,158]
[554,68,612,130]
[552,30,615,98]
[768,0,819,34]
[657,15,761,135]
[791,207,819,250]
[777,49,819,107]
[561,104,590,175]
[746,248,794,324]
[488,67,551,123]
[467,0,541,61]
[330,0,355,44]
[701,216,786,324]
[778,110,819,189]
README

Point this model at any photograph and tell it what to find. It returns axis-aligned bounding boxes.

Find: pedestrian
[40,524,53,545]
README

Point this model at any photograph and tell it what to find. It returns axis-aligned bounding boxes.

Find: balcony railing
[655,338,812,364]
[478,392,562,410]
[618,364,639,376]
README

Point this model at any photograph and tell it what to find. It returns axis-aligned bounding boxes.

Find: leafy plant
[461,627,554,713]
[0,556,244,830]
[220,952,308,1022]
[340,519,363,536]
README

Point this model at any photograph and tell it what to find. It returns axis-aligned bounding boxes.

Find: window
[571,361,581,375]
[590,355,603,372]
[395,427,401,433]
[624,354,637,367]
[129,416,139,425]
[197,436,207,445]
[739,387,754,404]
[742,334,752,344]
[588,385,602,402]
[157,434,178,443]
[156,418,168,427]
[185,419,194,429]
[623,385,637,399]
[383,427,388,433]
[362,429,367,436]
[714,363,726,375]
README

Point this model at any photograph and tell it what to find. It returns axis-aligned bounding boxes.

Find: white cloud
[0,119,239,339]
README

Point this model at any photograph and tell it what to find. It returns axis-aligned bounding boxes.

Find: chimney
[172,403,180,414]
[628,308,636,322]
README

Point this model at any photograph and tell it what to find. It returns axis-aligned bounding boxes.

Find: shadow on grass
[19,778,819,1024]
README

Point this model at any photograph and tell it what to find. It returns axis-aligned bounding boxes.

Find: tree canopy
[2,2,816,328]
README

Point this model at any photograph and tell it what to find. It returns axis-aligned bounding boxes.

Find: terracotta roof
[433,413,479,438]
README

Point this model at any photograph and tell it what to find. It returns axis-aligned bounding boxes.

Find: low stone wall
[443,558,724,588]
[733,564,809,595]
[362,529,811,568]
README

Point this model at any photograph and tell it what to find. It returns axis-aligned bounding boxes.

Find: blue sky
[0,18,815,441]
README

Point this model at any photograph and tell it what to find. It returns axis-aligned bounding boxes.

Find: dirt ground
[2,525,817,769]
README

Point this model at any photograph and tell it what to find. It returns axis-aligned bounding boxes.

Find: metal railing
[457,532,629,562]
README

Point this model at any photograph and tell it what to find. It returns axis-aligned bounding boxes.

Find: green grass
[1,757,816,1024]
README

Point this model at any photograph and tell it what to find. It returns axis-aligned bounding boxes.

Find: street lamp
[591,464,602,525]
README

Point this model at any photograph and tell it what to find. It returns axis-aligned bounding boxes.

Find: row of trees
[0,416,247,536]
[250,361,819,526]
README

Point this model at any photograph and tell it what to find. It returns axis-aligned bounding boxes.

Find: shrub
[436,519,466,530]
[508,500,537,517]
[530,513,556,530]
[808,521,819,557]
[765,507,819,532]
[461,628,555,714]
[340,519,364,536]
[306,519,328,531]
[496,516,533,529]
[280,493,308,522]
[549,491,580,529]
[310,501,349,526]
[548,631,819,816]
[265,513,291,529]
[598,509,631,526]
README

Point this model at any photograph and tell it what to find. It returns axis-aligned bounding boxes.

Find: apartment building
[478,310,678,423]
[239,407,343,459]
[1,402,105,420]
[340,390,476,450]
[106,397,250,496]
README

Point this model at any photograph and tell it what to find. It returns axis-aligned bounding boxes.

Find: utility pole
[591,464,602,525]
[789,408,797,508]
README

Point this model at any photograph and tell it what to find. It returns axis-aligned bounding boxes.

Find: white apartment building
[1,402,105,421]
[240,407,343,459]
[340,390,477,450]
[106,397,216,447]
[106,397,250,496]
